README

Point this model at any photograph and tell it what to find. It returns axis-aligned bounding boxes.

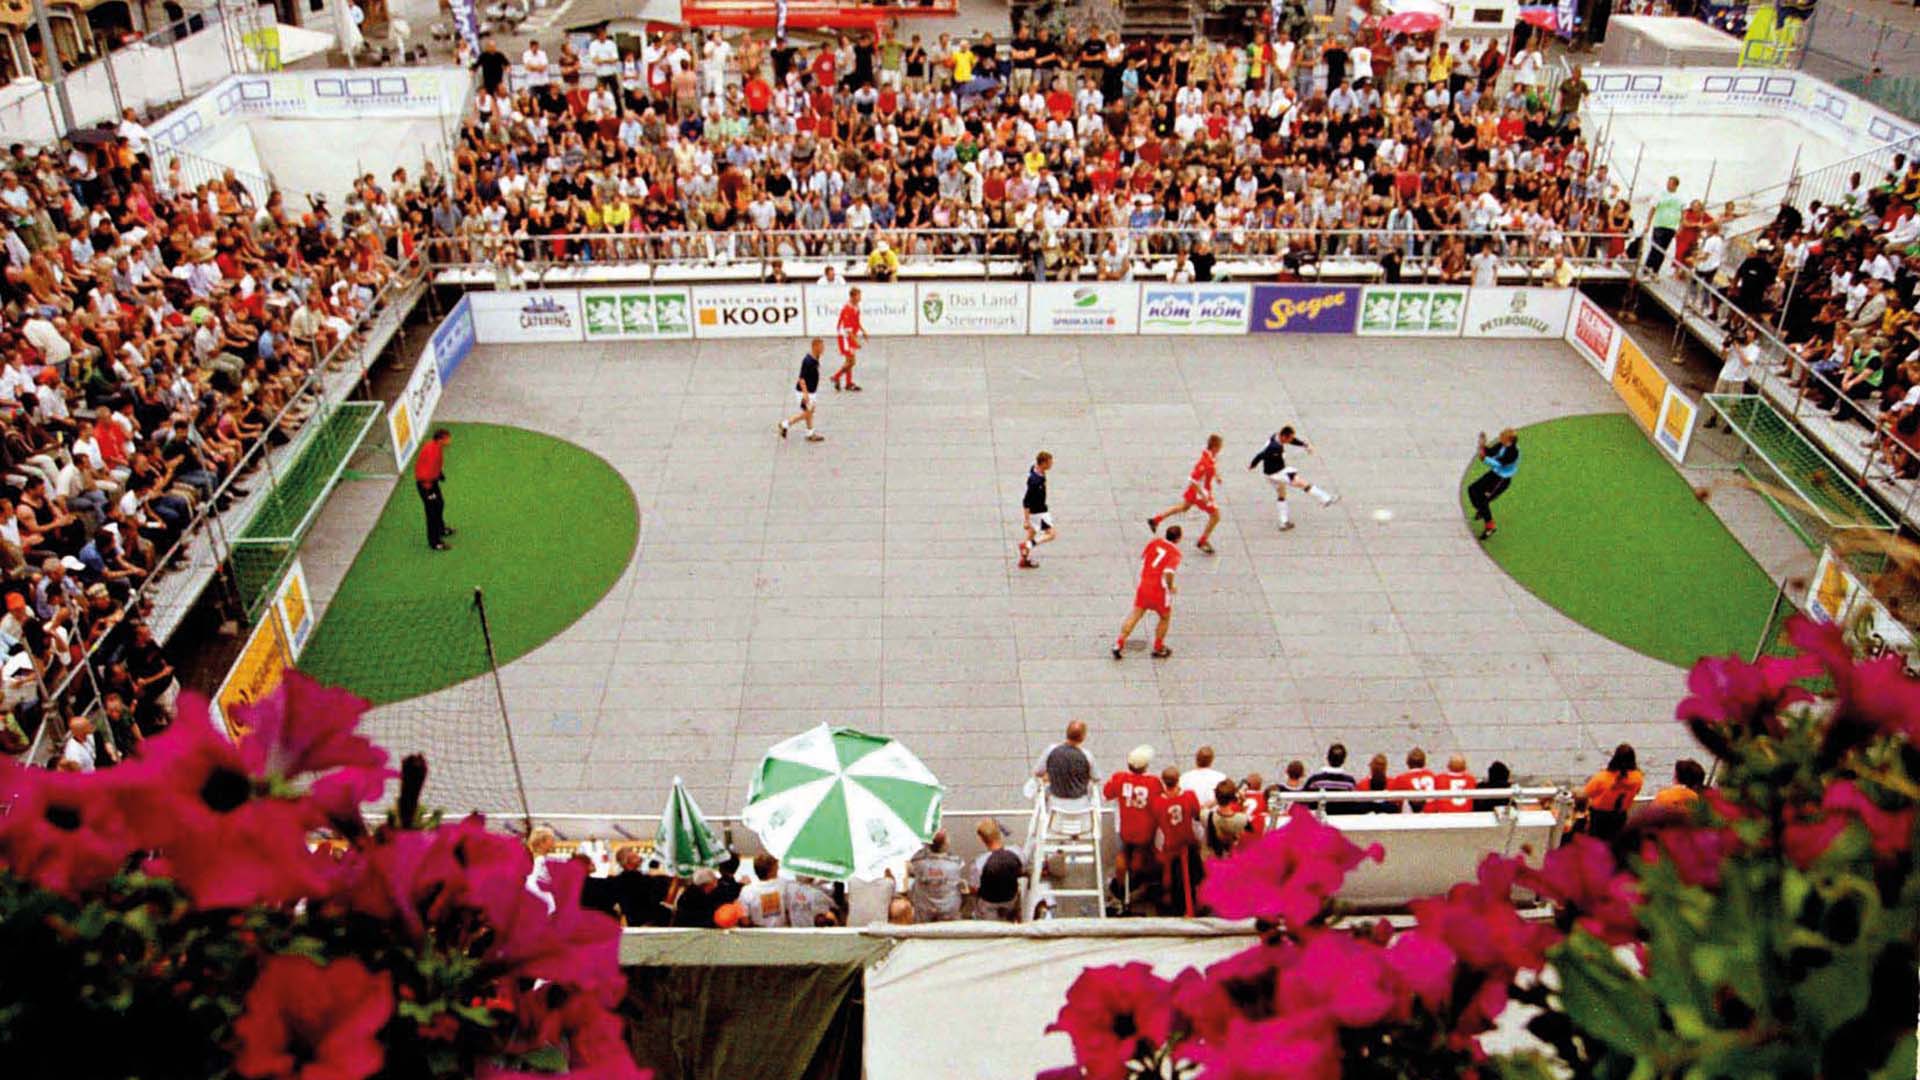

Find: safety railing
[17,251,429,771]
[423,225,1636,283]
[1642,256,1920,528]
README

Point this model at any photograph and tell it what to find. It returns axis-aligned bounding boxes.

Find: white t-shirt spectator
[62,731,96,773]
[22,316,71,365]
[588,36,621,79]
[1180,766,1229,809]
[523,44,551,87]
[1471,250,1501,288]
[1718,339,1759,386]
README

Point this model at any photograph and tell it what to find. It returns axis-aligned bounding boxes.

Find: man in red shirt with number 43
[1103,745,1160,885]
[1114,525,1182,660]
[831,286,867,391]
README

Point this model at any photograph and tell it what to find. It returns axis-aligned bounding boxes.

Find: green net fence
[230,401,383,620]
[1703,395,1895,548]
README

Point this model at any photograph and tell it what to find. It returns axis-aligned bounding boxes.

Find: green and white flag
[654,776,725,877]
[740,725,944,881]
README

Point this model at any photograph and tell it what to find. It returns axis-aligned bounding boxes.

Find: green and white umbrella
[654,776,725,877]
[740,725,944,881]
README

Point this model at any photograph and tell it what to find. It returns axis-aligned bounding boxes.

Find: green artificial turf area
[301,422,638,703]
[1460,413,1780,668]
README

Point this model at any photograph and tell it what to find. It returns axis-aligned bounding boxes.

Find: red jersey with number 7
[1133,538,1181,615]
[836,303,863,355]
[1103,770,1159,845]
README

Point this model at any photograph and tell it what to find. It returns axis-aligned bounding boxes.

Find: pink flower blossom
[1640,824,1738,888]
[1047,964,1175,1080]
[1277,931,1401,1027]
[1197,806,1384,926]
[232,672,386,780]
[1183,1013,1340,1080]
[1675,650,1817,742]
[1385,930,1458,1010]
[482,857,626,1000]
[231,954,392,1080]
[1171,945,1295,1043]
[1788,617,1920,756]
[1785,780,1916,867]
[1521,836,1641,945]
[0,766,142,896]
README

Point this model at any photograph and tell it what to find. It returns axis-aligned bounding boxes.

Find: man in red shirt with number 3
[1114,525,1182,660]
[831,286,867,391]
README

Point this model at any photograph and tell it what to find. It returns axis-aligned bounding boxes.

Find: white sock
[1277,498,1291,525]
[780,420,789,432]
[1310,485,1333,506]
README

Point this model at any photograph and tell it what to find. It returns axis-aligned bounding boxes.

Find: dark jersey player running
[1018,451,1055,569]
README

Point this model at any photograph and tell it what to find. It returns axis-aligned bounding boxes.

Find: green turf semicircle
[1460,413,1781,669]
[300,422,639,704]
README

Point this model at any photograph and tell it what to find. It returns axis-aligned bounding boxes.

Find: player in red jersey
[1386,747,1438,812]
[1238,774,1269,836]
[1428,754,1477,813]
[1150,765,1203,916]
[1149,434,1223,554]
[1113,525,1182,660]
[830,286,868,391]
[1102,745,1160,909]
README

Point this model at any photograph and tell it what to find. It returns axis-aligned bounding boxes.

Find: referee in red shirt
[416,429,455,551]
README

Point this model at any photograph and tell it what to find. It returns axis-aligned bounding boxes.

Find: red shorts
[837,339,859,358]
[1133,583,1169,616]
[1182,485,1216,513]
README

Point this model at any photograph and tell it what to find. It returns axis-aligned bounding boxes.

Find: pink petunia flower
[1640,823,1739,888]
[1277,931,1402,1027]
[1785,780,1916,867]
[231,672,387,780]
[1385,930,1458,1010]
[1182,1012,1340,1080]
[1172,944,1296,1043]
[231,954,393,1080]
[1047,963,1175,1080]
[0,766,143,896]
[1196,806,1385,926]
[1520,836,1642,945]
[482,857,627,1001]
[1675,650,1817,742]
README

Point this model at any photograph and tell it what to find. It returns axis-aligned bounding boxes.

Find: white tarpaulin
[863,921,1255,1080]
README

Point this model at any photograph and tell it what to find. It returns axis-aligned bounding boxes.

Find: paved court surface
[297,332,1791,819]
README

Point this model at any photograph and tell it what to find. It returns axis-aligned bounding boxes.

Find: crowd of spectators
[1675,156,1920,476]
[447,19,1627,280]
[0,112,419,763]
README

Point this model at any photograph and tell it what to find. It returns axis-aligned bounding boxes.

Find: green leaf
[1869,1032,1917,1080]
[1555,933,1665,1060]
[450,1001,498,1027]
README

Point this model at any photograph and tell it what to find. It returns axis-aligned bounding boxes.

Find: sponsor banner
[802,283,917,338]
[1654,387,1698,464]
[214,612,292,738]
[1249,284,1362,334]
[1463,287,1576,339]
[470,290,584,344]
[1138,284,1252,335]
[432,295,476,383]
[1029,283,1142,335]
[273,560,315,657]
[388,341,444,469]
[916,283,1029,335]
[1356,285,1467,337]
[1806,546,1859,624]
[693,284,806,339]
[1610,333,1668,433]
[1565,292,1620,380]
[582,287,694,341]
[215,70,467,120]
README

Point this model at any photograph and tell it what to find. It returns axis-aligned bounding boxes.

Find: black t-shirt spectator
[977,849,1022,904]
[672,885,722,928]
[1322,43,1348,90]
[611,871,672,926]
[1191,248,1215,282]
[477,48,511,95]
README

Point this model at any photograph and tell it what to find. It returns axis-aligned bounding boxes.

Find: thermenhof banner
[1249,285,1362,334]
[581,287,694,341]
[1028,283,1142,335]
[915,283,1029,335]
[1654,387,1699,464]
[803,283,917,338]
[1138,285,1252,335]
[215,615,291,738]
[1462,287,1576,339]
[431,295,476,383]
[693,284,805,339]
[387,338,443,470]
[1566,292,1621,380]
[1806,546,1860,624]
[273,560,315,656]
[470,290,585,344]
[1610,333,1670,433]
[1356,285,1467,337]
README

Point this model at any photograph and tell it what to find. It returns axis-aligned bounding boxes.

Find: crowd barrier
[463,281,1589,345]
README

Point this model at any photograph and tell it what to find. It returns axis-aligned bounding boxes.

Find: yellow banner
[216,616,290,738]
[1611,335,1668,432]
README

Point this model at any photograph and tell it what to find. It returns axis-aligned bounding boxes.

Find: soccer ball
[1372,508,1394,523]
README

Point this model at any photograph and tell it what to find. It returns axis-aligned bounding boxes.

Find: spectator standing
[907,830,965,923]
[740,853,828,927]
[59,714,97,772]
[1646,175,1684,275]
[1304,742,1360,813]
[476,36,511,96]
[1150,765,1202,916]
[1652,758,1706,813]
[1429,754,1477,813]
[1582,743,1645,839]
[1103,745,1159,893]
[1202,780,1250,857]
[414,428,453,551]
[672,868,725,928]
[1179,745,1227,809]
[968,819,1025,921]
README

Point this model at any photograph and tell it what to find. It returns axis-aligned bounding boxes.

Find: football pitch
[293,333,1764,817]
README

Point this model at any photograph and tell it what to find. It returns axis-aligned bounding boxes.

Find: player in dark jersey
[1247,425,1338,531]
[1017,451,1055,569]
[779,337,827,442]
